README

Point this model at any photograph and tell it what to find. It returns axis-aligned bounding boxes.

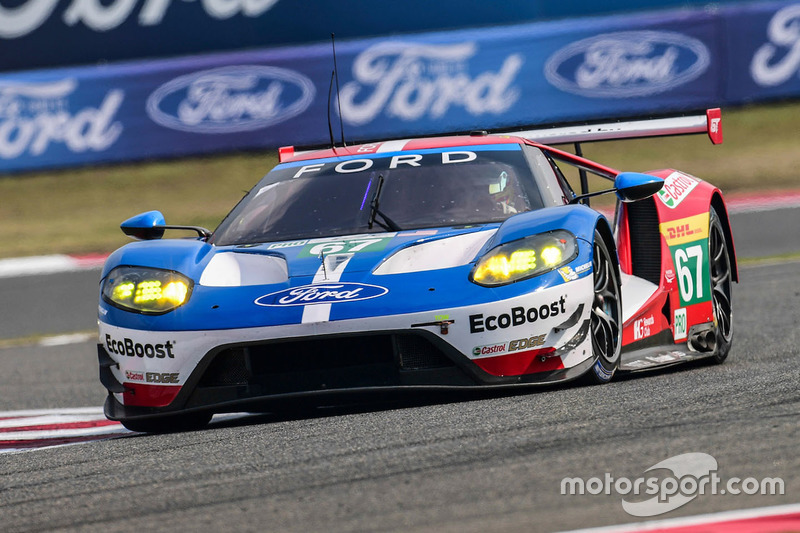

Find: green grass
[1,101,798,259]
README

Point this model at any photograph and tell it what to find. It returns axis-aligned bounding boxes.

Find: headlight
[470,230,578,286]
[102,266,193,314]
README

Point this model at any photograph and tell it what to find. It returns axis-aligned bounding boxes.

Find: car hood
[99,206,602,331]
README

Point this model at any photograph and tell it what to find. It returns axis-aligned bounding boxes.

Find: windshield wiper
[367,174,402,231]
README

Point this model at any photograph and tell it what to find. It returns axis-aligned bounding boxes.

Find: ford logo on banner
[751,4,800,88]
[544,31,710,98]
[255,283,389,307]
[146,65,315,134]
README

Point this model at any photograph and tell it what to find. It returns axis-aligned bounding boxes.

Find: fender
[480,204,608,255]
[616,169,738,282]
[102,239,215,280]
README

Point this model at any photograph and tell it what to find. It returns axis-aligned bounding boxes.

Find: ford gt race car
[97,110,736,432]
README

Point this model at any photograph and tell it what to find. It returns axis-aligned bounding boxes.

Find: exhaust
[689,329,717,353]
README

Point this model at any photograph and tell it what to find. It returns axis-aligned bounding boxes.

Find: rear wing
[278,109,722,163]
[511,108,722,145]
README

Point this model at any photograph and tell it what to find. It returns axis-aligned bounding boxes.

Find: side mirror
[120,210,212,241]
[614,172,665,203]
[121,211,166,240]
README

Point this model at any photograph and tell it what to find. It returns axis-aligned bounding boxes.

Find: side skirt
[619,330,715,372]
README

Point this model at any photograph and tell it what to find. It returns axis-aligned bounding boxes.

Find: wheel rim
[592,241,621,364]
[709,215,733,342]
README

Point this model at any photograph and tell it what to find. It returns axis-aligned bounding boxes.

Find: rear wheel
[709,207,733,363]
[585,231,622,383]
[120,412,212,433]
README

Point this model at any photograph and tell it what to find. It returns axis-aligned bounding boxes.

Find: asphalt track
[0,208,798,532]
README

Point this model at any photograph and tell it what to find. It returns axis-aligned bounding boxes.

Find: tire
[585,230,622,383]
[708,207,733,363]
[120,412,212,433]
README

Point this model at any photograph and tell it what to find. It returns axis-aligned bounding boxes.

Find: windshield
[213,144,546,246]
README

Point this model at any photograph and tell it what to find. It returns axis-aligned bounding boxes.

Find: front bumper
[98,276,594,420]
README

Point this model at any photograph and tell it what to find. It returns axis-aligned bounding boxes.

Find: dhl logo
[660,212,709,246]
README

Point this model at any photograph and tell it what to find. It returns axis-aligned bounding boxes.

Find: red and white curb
[725,189,800,214]
[0,408,253,453]
[0,253,106,279]
[562,503,800,533]
[0,407,131,454]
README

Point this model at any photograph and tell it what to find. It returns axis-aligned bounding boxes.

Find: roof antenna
[326,70,336,149]
[331,33,346,147]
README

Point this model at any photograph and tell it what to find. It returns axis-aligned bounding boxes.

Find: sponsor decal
[544,31,710,98]
[145,372,179,384]
[146,65,315,134]
[469,296,567,333]
[665,268,676,284]
[558,261,591,283]
[339,41,522,125]
[671,240,710,307]
[660,212,709,247]
[289,149,492,179]
[298,237,391,258]
[266,239,309,250]
[256,282,389,307]
[472,342,506,357]
[509,334,546,351]
[751,4,800,87]
[558,266,579,282]
[125,370,144,382]
[0,79,123,160]
[663,214,711,308]
[105,334,175,359]
[674,308,688,341]
[656,172,699,209]
[398,230,439,237]
[633,315,655,341]
[592,360,613,381]
[471,334,546,358]
[0,0,280,38]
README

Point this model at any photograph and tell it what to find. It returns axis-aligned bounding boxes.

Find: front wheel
[585,231,622,384]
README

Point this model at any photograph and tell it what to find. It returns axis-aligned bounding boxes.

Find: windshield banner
[0,1,796,173]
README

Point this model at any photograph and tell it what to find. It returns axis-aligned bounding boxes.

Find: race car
[97,109,736,432]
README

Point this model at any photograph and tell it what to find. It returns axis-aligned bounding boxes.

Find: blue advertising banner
[724,1,800,103]
[0,0,757,73]
[0,1,797,174]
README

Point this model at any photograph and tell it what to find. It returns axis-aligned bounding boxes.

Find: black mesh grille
[626,197,662,285]
[248,335,396,375]
[395,334,454,370]
[200,347,249,386]
[197,332,456,395]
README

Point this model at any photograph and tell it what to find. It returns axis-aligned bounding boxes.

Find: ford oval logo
[544,31,710,98]
[146,65,315,133]
[255,282,389,307]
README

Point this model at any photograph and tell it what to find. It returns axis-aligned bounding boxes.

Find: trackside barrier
[0,0,798,173]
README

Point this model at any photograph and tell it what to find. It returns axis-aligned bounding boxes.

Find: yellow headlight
[471,231,577,286]
[541,246,563,266]
[103,267,193,314]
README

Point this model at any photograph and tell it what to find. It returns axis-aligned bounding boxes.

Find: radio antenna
[327,70,336,149]
[331,33,346,147]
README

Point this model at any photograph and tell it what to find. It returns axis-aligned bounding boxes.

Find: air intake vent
[200,348,249,386]
[626,197,661,285]
[395,335,454,370]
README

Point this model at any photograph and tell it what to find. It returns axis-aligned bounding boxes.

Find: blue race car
[97,110,736,432]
